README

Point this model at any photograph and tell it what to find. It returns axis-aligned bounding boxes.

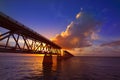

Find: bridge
[0,12,73,64]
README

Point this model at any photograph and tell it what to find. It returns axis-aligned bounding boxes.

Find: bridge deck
[0,12,61,49]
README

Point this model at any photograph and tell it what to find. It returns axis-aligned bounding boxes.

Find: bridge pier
[57,54,62,61]
[43,53,53,64]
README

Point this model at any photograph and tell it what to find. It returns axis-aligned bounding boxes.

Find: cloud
[101,40,120,47]
[52,11,100,49]
[76,12,82,19]
[75,45,120,56]
[0,32,1,38]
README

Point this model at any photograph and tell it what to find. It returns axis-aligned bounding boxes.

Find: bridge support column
[57,54,62,62]
[43,53,53,64]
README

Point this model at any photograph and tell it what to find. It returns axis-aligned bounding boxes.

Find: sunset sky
[0,0,120,56]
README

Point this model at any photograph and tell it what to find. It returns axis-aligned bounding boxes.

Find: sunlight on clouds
[76,12,82,19]
[52,10,101,55]
[91,32,99,40]
[76,8,83,19]
[70,37,79,45]
[52,11,100,49]
[84,32,89,37]
[61,30,69,37]
[0,32,2,39]
[61,22,73,37]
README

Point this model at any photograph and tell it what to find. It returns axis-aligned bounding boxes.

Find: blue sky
[1,0,119,39]
[0,0,120,56]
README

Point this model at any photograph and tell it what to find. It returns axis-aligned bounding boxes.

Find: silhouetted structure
[62,51,74,59]
[0,12,73,64]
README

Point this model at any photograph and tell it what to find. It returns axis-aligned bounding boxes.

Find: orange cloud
[52,11,100,50]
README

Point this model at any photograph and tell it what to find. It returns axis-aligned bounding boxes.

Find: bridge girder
[0,12,61,55]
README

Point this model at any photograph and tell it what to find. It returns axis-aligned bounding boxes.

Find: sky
[0,0,120,56]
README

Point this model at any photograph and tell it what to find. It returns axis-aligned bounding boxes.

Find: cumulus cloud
[52,11,100,49]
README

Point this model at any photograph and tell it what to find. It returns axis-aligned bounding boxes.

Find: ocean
[0,53,120,80]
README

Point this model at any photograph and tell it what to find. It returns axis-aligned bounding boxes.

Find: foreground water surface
[0,53,120,80]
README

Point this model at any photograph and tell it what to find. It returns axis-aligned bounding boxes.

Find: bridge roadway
[0,12,61,55]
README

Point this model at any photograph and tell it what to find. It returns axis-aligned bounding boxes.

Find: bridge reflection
[20,55,62,80]
[42,61,62,80]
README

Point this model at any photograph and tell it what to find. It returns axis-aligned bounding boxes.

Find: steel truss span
[0,12,61,55]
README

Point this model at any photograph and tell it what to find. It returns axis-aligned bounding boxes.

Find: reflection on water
[0,53,120,80]
[0,53,61,80]
[23,55,62,80]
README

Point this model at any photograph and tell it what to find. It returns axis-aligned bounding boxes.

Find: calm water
[0,53,120,80]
